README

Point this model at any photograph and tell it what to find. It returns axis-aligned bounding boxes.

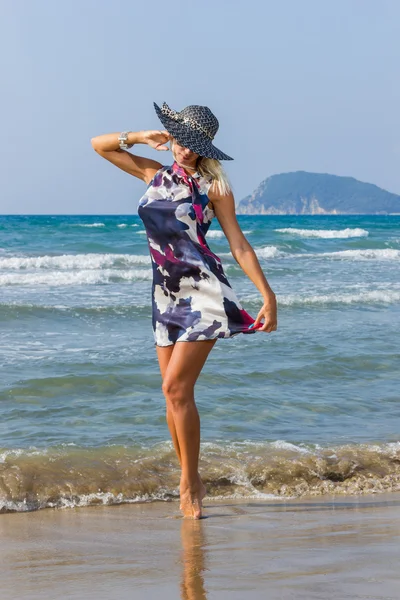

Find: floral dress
[137,161,263,347]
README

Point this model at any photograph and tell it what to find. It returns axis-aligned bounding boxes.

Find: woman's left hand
[253,293,278,333]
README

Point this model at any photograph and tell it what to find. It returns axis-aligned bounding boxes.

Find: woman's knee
[162,378,193,408]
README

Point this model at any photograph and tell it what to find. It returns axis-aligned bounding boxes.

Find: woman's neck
[173,159,198,177]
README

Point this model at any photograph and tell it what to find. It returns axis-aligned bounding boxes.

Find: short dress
[137,160,263,347]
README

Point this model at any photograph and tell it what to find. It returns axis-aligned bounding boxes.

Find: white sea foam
[0,448,26,463]
[279,290,400,306]
[313,249,400,260]
[0,253,151,270]
[3,249,395,271]
[75,222,105,228]
[206,229,254,238]
[255,246,283,259]
[211,491,290,500]
[0,269,153,286]
[206,230,225,238]
[195,247,399,262]
[0,447,49,464]
[117,224,127,228]
[275,227,369,238]
[0,490,178,513]
[136,228,251,239]
[271,440,312,454]
[253,248,399,261]
[217,245,282,260]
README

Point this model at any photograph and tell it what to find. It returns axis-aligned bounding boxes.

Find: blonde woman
[91,102,277,519]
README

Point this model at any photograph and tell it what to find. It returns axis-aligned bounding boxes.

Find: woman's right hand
[91,129,171,183]
[141,130,171,151]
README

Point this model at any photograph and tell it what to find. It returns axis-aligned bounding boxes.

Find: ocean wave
[256,248,400,261]
[313,249,400,260]
[254,246,284,259]
[1,440,400,513]
[75,223,105,228]
[0,302,151,317]
[0,269,153,286]
[135,229,250,239]
[219,246,282,260]
[2,288,397,313]
[276,227,369,238]
[206,230,252,239]
[205,230,225,238]
[204,247,399,262]
[283,290,400,306]
[0,253,151,270]
[243,289,400,307]
[1,249,396,271]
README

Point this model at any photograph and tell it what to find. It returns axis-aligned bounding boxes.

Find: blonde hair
[170,137,232,196]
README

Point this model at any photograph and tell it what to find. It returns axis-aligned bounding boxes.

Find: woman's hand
[142,130,171,151]
[253,293,278,333]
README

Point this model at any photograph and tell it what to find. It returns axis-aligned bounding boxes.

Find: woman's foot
[180,476,207,519]
[180,473,206,511]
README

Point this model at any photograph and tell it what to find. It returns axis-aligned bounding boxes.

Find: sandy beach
[1,492,400,600]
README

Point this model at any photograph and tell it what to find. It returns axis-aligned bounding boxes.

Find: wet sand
[1,492,400,600]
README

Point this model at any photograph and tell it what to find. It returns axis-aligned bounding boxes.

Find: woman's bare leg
[156,342,210,510]
[160,339,217,519]
[155,344,182,464]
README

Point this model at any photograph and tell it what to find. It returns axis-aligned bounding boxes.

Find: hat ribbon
[160,103,214,140]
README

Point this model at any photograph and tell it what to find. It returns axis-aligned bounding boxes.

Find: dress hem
[153,328,259,347]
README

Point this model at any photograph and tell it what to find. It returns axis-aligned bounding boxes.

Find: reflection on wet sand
[180,519,208,599]
[1,494,400,599]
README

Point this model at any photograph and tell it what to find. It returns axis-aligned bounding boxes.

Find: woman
[91,102,278,519]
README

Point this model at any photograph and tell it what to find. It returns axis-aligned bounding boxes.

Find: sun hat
[153,101,234,161]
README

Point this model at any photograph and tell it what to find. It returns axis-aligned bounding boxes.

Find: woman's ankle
[180,475,200,491]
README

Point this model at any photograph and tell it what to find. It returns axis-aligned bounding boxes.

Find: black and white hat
[153,101,234,161]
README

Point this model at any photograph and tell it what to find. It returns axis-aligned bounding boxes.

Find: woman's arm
[208,184,277,333]
[90,130,171,184]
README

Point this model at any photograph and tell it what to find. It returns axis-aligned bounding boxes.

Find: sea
[0,214,399,513]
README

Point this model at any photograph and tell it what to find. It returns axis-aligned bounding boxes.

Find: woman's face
[171,138,199,169]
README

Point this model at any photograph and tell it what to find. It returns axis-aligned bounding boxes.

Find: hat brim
[154,102,233,161]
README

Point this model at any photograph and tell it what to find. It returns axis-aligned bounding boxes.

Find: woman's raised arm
[90,130,170,184]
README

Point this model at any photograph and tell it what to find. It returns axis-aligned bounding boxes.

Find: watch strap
[118,131,133,150]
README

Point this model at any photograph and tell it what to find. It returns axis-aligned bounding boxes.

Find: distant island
[236,171,400,215]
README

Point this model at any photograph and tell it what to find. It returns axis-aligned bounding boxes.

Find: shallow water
[0,214,399,511]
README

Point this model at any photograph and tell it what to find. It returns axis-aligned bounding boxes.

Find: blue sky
[1,0,399,214]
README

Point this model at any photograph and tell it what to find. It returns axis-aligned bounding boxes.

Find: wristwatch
[118,131,133,150]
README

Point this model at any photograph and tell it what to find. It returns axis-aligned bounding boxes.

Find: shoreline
[1,491,400,599]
